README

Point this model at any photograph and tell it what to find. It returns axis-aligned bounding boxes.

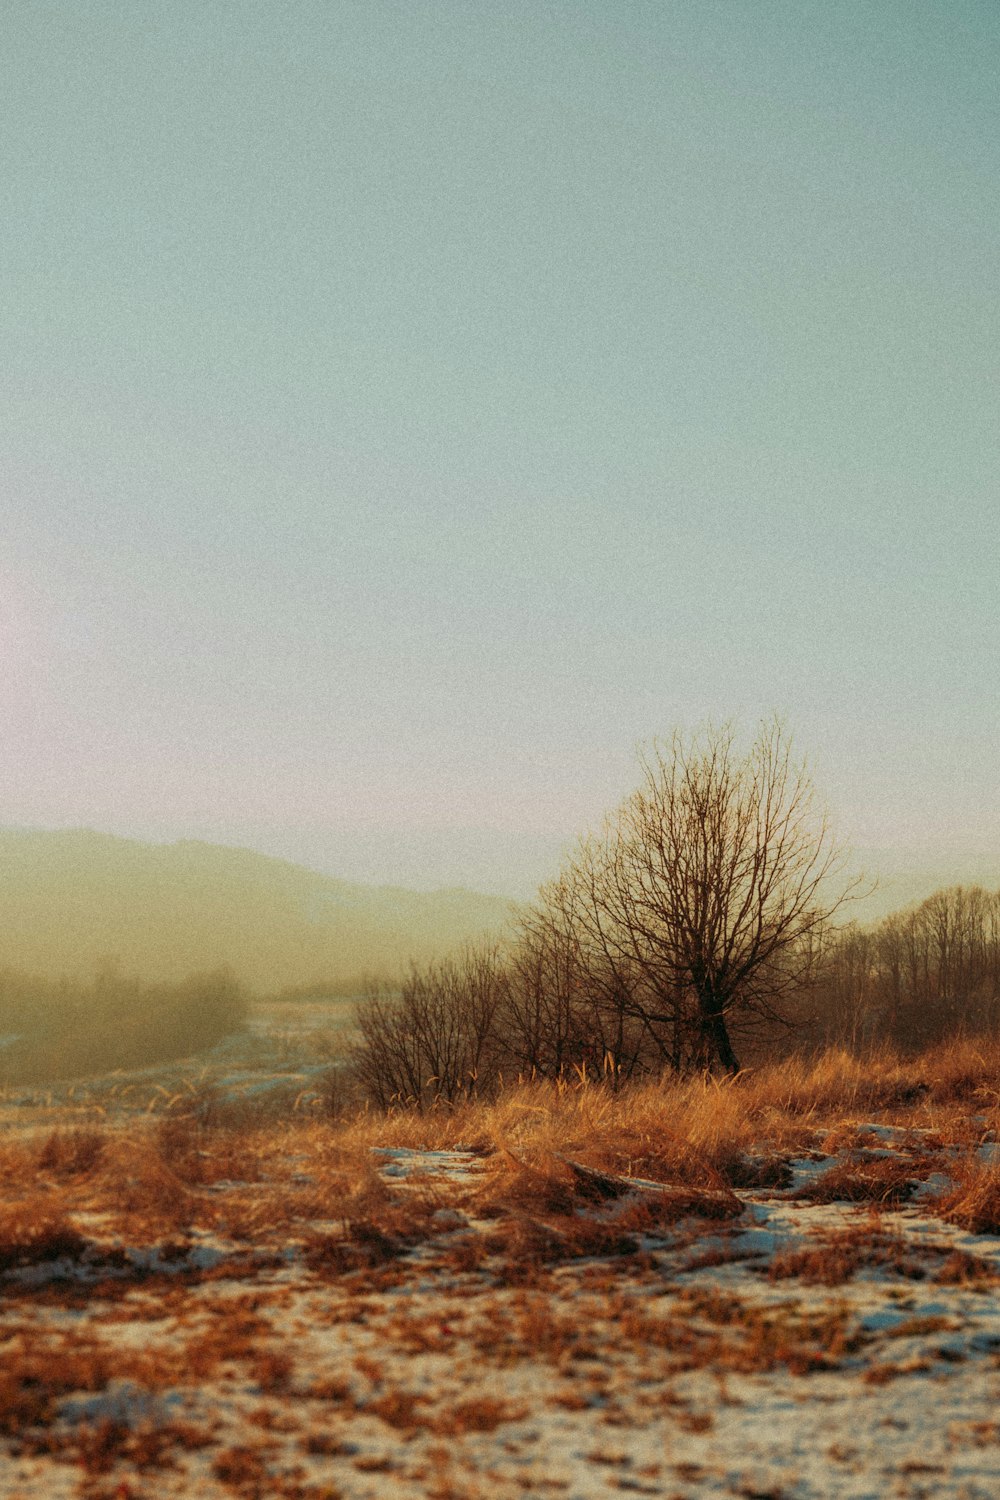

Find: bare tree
[499,893,585,1077]
[556,829,701,1073]
[572,719,854,1074]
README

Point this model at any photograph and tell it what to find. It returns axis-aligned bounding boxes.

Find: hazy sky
[3,2,998,895]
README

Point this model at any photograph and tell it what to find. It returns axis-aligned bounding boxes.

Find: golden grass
[932,1247,1000,1285]
[0,1037,997,1287]
[934,1160,1000,1235]
[767,1220,927,1285]
[0,1201,89,1275]
[325,1035,1000,1172]
[792,1154,926,1206]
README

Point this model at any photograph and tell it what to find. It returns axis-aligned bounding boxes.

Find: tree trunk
[698,990,740,1075]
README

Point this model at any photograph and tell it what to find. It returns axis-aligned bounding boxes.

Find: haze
[3,2,998,899]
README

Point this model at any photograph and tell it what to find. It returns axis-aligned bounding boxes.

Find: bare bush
[349,946,507,1108]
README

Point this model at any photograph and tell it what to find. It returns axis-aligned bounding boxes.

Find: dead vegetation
[2,1027,1000,1500]
[791,1154,928,1206]
[0,1037,997,1292]
[765,1220,966,1286]
[0,1203,89,1276]
[934,1160,1000,1235]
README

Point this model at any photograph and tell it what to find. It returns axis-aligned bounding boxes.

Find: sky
[2,1,998,897]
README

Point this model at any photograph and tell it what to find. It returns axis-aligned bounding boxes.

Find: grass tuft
[933,1160,1000,1234]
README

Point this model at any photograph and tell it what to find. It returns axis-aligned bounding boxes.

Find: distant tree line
[0,967,247,1084]
[806,885,1000,1053]
[352,883,1000,1110]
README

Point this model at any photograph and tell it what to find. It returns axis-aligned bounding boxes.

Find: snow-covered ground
[2,1124,1000,1498]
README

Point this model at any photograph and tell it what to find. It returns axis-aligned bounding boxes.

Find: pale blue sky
[3,2,998,894]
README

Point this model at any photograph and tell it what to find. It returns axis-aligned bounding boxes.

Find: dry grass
[362,1389,526,1437]
[0,1037,997,1290]
[1,1038,999,1500]
[932,1248,1000,1285]
[320,1035,1000,1175]
[768,1221,928,1285]
[934,1160,1000,1234]
[792,1154,929,1206]
[0,1200,89,1275]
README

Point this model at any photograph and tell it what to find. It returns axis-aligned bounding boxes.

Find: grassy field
[2,1039,1000,1497]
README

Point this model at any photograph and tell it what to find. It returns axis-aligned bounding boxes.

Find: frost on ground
[2,1111,1000,1500]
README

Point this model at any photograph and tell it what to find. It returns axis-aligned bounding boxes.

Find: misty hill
[0,829,513,992]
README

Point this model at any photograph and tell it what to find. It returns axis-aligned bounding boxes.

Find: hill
[0,829,513,992]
